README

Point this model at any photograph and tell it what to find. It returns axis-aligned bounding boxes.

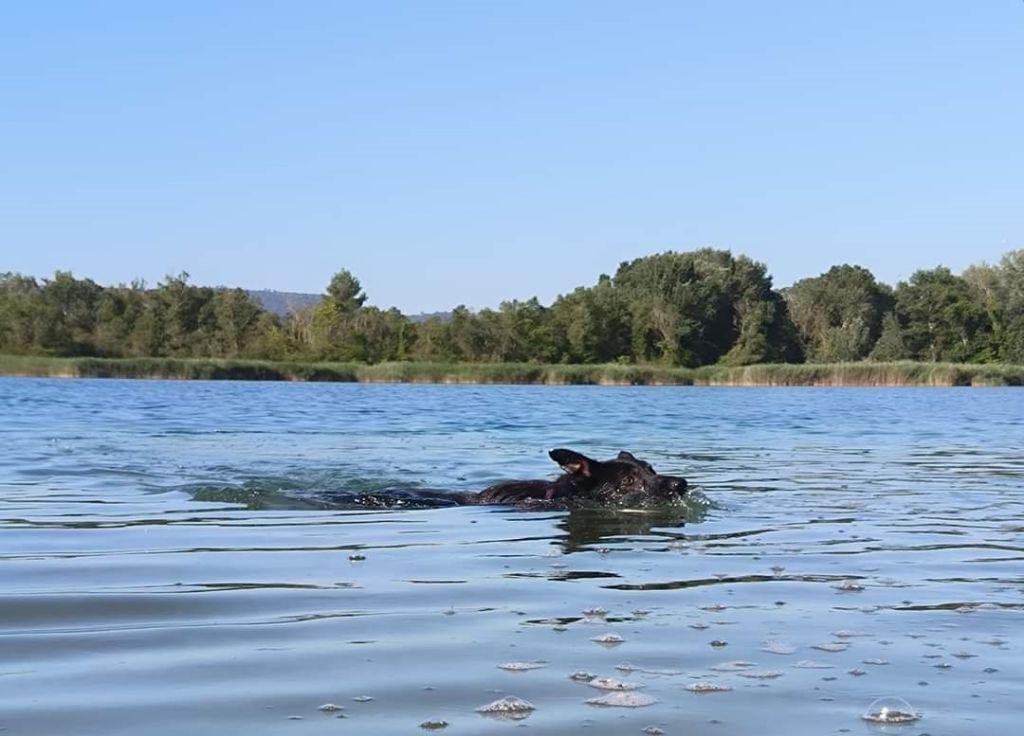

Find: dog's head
[548,448,688,506]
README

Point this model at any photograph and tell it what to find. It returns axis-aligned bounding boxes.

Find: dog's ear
[549,448,595,476]
[617,450,655,472]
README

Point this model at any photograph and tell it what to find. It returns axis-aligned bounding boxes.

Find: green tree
[325,270,366,314]
[868,312,909,361]
[93,283,147,356]
[493,298,556,362]
[895,267,994,362]
[964,249,1024,362]
[410,317,453,361]
[281,304,318,360]
[784,264,893,362]
[0,273,46,353]
[612,249,800,366]
[247,312,293,360]
[310,269,371,359]
[346,307,412,363]
[446,305,490,362]
[38,271,103,355]
[205,288,266,357]
[550,275,631,363]
[153,273,210,356]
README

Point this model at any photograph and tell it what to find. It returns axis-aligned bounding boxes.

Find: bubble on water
[792,660,834,669]
[861,697,920,724]
[352,695,374,703]
[582,606,608,618]
[951,651,977,659]
[709,639,728,648]
[586,691,658,708]
[615,665,683,676]
[812,642,849,653]
[498,661,546,672]
[862,658,890,666]
[690,622,710,630]
[738,670,784,680]
[570,671,597,683]
[475,696,535,720]
[848,669,867,677]
[686,681,732,693]
[318,703,343,712]
[978,637,1007,647]
[642,727,665,735]
[348,553,366,561]
[419,719,449,730]
[587,677,645,691]
[834,579,864,592]
[761,641,796,655]
[591,633,625,646]
[701,603,727,612]
[832,629,867,639]
[710,660,756,672]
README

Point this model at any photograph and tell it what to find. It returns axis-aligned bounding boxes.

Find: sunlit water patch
[0,379,1022,735]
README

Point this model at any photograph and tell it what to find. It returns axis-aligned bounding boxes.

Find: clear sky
[2,1,1022,313]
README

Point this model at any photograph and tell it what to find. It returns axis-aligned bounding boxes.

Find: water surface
[1,379,1021,734]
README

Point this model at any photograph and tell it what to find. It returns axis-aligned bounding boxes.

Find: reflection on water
[0,379,1022,735]
[556,504,707,552]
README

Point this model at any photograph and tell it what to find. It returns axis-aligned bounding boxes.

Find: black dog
[457,448,689,508]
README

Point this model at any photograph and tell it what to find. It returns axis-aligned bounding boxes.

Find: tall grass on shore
[2,354,1022,386]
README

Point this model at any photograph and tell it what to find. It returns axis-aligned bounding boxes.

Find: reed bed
[1,355,1021,386]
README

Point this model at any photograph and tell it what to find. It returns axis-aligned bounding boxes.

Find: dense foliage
[2,248,1022,366]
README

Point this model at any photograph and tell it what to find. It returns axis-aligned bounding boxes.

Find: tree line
[2,248,1023,366]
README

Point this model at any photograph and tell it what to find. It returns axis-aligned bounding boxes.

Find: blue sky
[2,1,1022,312]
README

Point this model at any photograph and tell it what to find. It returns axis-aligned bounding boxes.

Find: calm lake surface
[1,379,1021,735]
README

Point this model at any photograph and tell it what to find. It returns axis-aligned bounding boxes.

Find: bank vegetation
[3,247,1024,386]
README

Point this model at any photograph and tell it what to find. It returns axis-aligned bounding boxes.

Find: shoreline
[1,355,1022,387]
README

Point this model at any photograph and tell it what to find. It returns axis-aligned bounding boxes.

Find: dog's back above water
[187,449,692,511]
[458,448,689,509]
[302,448,690,510]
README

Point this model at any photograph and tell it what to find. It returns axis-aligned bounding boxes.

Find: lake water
[1,379,1021,735]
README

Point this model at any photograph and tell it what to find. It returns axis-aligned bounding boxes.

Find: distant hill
[408,311,451,323]
[247,289,449,323]
[247,290,322,316]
